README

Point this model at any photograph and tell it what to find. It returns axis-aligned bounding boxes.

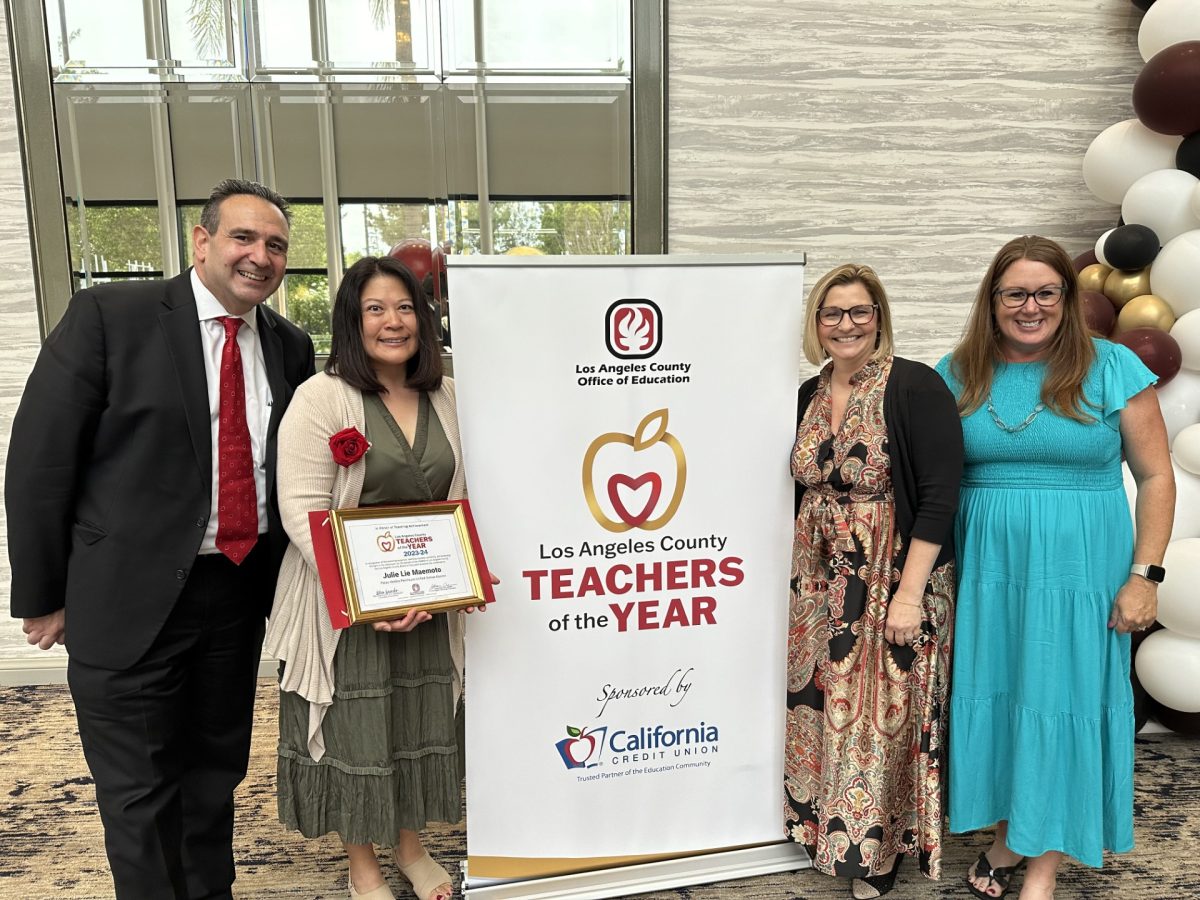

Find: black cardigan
[794,356,964,570]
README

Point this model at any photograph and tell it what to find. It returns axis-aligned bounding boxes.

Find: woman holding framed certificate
[264,255,468,900]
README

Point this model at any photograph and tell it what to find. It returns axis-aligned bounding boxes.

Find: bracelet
[890,598,921,607]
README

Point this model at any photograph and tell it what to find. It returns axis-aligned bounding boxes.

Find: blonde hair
[948,235,1095,421]
[802,263,895,366]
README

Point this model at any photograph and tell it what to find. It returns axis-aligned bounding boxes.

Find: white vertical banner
[450,256,806,894]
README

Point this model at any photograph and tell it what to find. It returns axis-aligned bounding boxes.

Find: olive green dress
[277,392,463,846]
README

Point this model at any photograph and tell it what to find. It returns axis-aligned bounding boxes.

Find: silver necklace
[987,396,1044,434]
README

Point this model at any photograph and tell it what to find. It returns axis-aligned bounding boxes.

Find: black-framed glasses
[817,304,878,326]
[993,284,1064,308]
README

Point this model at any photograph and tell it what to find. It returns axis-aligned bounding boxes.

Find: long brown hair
[949,235,1095,421]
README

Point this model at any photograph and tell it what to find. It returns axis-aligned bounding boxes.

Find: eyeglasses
[817,304,878,326]
[993,284,1064,308]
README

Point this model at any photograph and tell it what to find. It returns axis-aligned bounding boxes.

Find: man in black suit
[6,179,315,899]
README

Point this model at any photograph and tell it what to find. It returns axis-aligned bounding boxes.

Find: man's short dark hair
[199,179,291,233]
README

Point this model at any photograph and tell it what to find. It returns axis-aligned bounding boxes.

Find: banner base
[462,842,812,899]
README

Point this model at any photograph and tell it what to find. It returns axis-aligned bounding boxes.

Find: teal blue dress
[936,339,1154,868]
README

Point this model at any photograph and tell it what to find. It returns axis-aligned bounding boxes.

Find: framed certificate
[321,500,493,625]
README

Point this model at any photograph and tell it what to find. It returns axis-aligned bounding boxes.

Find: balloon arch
[1079,0,1200,734]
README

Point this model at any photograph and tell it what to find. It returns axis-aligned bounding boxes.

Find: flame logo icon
[614,307,653,352]
[605,299,662,359]
[582,409,686,532]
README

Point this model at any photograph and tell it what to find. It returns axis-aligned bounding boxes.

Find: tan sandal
[349,867,396,899]
[396,850,453,900]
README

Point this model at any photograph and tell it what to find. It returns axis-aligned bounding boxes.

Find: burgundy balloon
[1133,41,1200,136]
[1114,326,1183,385]
[386,238,435,283]
[1081,290,1117,337]
[1073,248,1099,273]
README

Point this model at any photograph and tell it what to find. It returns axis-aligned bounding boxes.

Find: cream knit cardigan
[263,371,466,761]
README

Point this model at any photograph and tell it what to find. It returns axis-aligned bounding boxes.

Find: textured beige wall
[668,0,1144,370]
[0,0,1151,660]
[0,10,53,660]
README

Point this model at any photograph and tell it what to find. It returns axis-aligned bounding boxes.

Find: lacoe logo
[582,409,687,533]
[555,724,608,769]
[606,299,662,359]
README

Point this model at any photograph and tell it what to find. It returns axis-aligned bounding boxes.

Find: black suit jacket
[6,270,315,669]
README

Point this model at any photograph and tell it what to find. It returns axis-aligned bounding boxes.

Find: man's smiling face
[192,193,289,316]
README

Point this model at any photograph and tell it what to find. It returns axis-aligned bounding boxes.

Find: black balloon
[1103,224,1161,271]
[1132,671,1152,733]
[1154,703,1200,736]
[1130,0,1155,9]
[1178,131,1200,179]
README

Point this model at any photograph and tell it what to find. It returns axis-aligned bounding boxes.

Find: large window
[12,0,664,341]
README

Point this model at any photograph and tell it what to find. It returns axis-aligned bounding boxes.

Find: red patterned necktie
[215,316,258,564]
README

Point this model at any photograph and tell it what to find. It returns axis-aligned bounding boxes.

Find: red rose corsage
[329,427,369,467]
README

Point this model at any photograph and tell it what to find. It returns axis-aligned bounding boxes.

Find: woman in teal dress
[265,256,481,900]
[936,236,1174,899]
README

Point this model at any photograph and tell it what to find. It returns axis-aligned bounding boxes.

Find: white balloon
[1151,230,1200,317]
[1192,182,1200,222]
[1095,228,1116,268]
[1169,309,1200,371]
[1154,368,1200,444]
[1174,424,1200,475]
[1123,460,1137,524]
[1158,539,1200,638]
[1139,0,1200,62]
[1123,170,1200,246]
[1125,459,1200,541]
[1082,120,1181,206]
[1136,629,1200,712]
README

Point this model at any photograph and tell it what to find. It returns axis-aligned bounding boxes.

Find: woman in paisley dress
[785,264,963,899]
[938,236,1173,900]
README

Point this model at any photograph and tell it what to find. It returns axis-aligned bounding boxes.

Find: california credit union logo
[555,724,609,769]
[606,299,662,359]
[555,719,721,770]
[582,409,686,533]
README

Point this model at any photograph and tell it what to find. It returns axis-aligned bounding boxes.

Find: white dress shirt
[191,269,273,553]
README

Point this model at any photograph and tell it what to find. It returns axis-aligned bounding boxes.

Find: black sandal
[850,853,904,899]
[965,850,1026,899]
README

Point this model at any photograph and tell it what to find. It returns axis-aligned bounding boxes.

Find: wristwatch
[1130,563,1166,583]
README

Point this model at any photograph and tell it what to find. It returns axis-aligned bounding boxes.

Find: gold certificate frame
[329,501,492,624]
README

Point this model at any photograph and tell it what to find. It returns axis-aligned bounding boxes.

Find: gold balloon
[1103,267,1152,308]
[505,245,544,256]
[1078,263,1112,294]
[1115,294,1176,334]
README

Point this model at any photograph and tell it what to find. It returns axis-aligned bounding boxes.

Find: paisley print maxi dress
[784,357,954,881]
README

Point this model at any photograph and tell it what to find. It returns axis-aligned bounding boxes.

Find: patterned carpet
[2,682,1197,899]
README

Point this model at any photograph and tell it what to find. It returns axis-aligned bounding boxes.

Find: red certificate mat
[308,499,495,630]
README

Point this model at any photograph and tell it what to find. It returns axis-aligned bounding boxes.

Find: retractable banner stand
[449,256,810,899]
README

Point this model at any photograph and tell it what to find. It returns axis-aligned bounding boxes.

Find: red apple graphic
[376,531,396,552]
[582,409,687,533]
[562,726,596,764]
